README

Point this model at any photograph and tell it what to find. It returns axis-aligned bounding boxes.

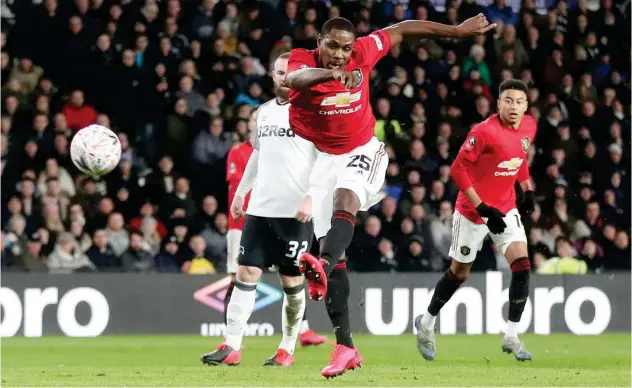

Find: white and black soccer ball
[70,124,122,177]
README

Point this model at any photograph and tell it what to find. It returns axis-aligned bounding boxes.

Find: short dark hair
[321,17,356,37]
[498,79,529,96]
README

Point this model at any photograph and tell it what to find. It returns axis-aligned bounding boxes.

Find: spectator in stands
[154,235,181,273]
[61,90,97,131]
[106,212,128,258]
[398,236,432,272]
[182,235,216,274]
[70,219,92,253]
[537,237,587,274]
[47,232,95,273]
[122,230,154,273]
[86,229,119,271]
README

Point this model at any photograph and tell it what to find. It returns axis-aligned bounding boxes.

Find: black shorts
[238,215,314,276]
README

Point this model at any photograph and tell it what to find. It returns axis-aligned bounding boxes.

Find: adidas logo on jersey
[258,125,295,138]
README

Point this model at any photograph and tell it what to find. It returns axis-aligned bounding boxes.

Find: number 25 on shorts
[347,155,372,171]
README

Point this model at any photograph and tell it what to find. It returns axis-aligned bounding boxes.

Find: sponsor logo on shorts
[193,276,282,313]
[460,246,471,256]
[495,157,523,176]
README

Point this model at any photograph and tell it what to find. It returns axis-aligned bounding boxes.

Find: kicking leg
[300,188,360,300]
[501,241,532,361]
[201,265,262,366]
[415,260,471,360]
[264,275,306,367]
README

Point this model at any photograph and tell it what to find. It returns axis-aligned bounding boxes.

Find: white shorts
[226,229,242,274]
[310,137,388,239]
[448,208,527,264]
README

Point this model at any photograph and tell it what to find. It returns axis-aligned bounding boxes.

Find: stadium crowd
[1,0,630,274]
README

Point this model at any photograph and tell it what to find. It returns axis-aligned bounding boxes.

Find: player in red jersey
[414,80,536,362]
[224,113,255,323]
[284,15,496,377]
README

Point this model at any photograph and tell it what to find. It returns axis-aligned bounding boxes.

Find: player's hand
[518,190,536,217]
[295,195,313,223]
[456,13,497,37]
[331,69,361,90]
[476,202,507,234]
[231,196,246,220]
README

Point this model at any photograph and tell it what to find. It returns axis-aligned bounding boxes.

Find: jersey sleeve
[458,125,490,163]
[250,109,260,151]
[226,148,243,183]
[517,115,536,183]
[287,49,314,74]
[354,29,392,69]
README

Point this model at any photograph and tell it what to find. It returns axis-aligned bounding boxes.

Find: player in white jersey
[201,53,319,367]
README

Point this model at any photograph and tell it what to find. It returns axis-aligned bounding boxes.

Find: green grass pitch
[2,334,630,387]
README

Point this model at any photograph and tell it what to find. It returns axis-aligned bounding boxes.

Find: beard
[275,84,289,100]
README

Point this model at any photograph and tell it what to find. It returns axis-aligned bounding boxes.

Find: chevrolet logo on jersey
[495,157,523,176]
[321,91,362,107]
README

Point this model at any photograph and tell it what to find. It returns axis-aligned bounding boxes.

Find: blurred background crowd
[1,0,630,275]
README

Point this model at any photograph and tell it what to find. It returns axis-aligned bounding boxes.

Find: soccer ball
[70,124,122,177]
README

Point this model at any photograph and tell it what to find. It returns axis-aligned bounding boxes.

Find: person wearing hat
[154,234,181,272]
[21,231,49,272]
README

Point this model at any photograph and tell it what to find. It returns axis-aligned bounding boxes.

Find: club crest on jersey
[521,137,530,153]
[461,246,471,256]
[352,69,363,85]
[321,91,362,107]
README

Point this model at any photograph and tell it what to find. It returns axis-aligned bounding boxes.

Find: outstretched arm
[384,13,496,46]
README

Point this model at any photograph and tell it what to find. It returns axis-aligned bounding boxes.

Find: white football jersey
[247,98,317,218]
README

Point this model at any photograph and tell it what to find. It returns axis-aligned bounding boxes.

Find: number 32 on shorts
[286,240,308,267]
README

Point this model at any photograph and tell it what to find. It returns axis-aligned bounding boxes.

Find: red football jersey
[287,30,392,155]
[454,114,537,224]
[226,141,253,230]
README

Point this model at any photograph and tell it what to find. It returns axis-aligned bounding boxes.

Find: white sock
[224,281,257,351]
[421,312,437,330]
[506,320,519,338]
[278,287,306,354]
[299,318,309,334]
